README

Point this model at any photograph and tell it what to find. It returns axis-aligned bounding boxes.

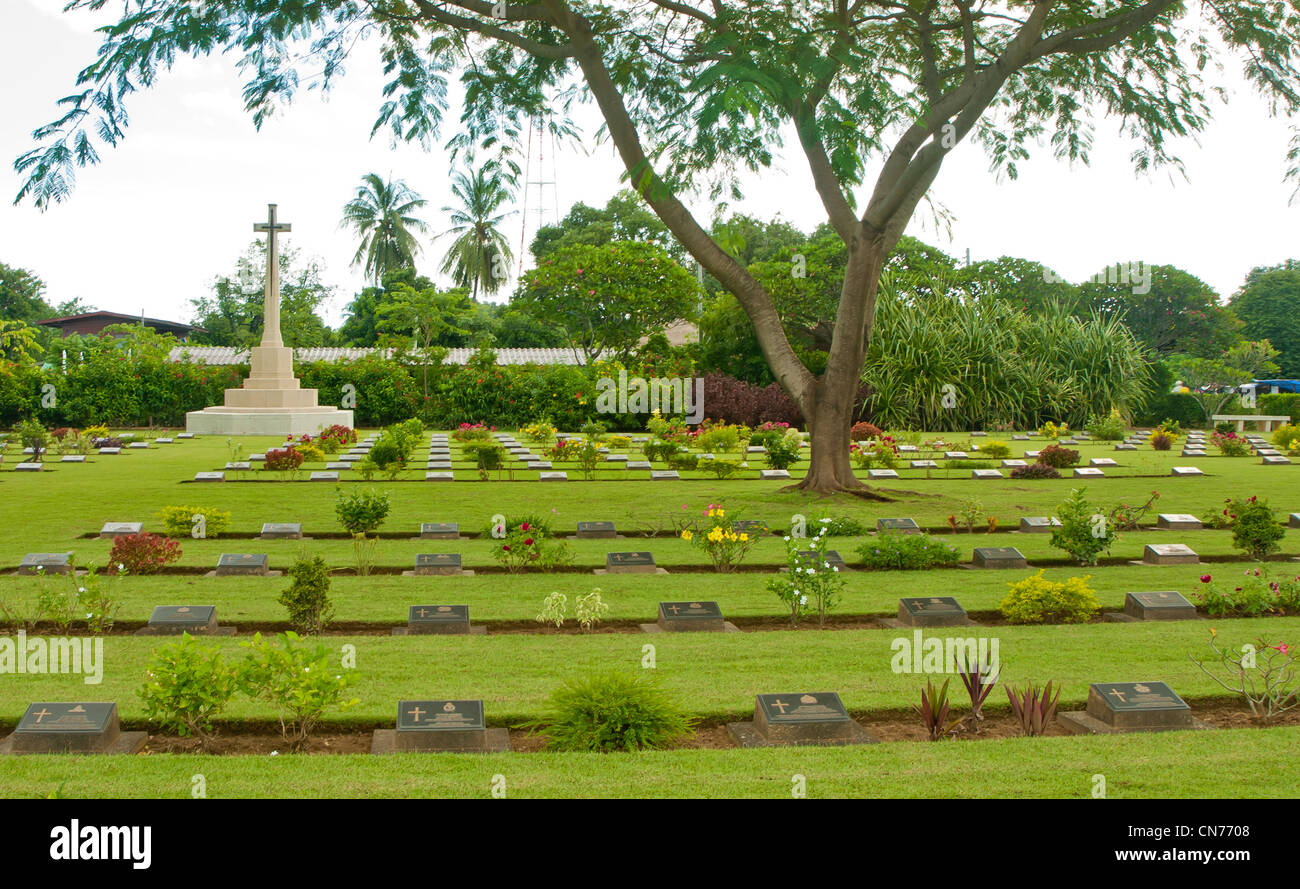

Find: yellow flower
[681,530,693,541]
[716,508,726,517]
[738,533,749,542]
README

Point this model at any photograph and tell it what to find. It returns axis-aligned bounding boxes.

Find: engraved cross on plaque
[253,204,292,348]
[407,706,426,722]
[1108,688,1127,703]
[770,699,789,714]
[31,707,51,723]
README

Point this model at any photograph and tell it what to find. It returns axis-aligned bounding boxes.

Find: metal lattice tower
[518,112,561,276]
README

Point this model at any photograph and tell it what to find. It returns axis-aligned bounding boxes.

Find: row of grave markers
[5,433,197,471]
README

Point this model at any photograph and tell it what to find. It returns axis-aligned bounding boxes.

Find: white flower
[270,751,279,757]
[809,540,818,549]
[78,587,86,594]
[807,569,816,576]
[118,563,125,571]
[799,595,808,605]
[783,535,791,542]
[832,566,840,572]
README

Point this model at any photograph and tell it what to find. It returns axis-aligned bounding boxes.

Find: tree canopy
[1231,261,1300,377]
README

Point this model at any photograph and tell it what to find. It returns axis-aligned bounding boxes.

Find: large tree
[1078,264,1241,358]
[1231,261,1300,377]
[0,262,53,324]
[190,241,334,348]
[15,1,1300,493]
[340,173,430,286]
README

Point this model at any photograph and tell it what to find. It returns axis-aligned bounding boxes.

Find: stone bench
[1211,414,1290,432]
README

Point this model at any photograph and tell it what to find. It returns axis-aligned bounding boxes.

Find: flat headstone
[1058,438,1078,446]
[972,469,1003,479]
[1181,449,1207,457]
[1123,591,1197,622]
[215,553,270,576]
[539,471,568,481]
[177,433,195,439]
[605,454,628,463]
[656,601,726,633]
[4,702,144,755]
[1017,516,1061,533]
[1170,466,1203,476]
[414,553,463,576]
[910,460,939,469]
[867,469,899,479]
[60,455,86,463]
[878,518,920,534]
[525,460,554,470]
[427,460,453,470]
[649,470,679,480]
[394,700,489,751]
[897,596,969,628]
[325,462,349,471]
[944,451,969,459]
[1256,448,1282,457]
[1263,456,1290,465]
[1089,458,1118,467]
[896,445,919,453]
[970,431,988,437]
[419,523,460,540]
[13,463,42,472]
[425,472,455,481]
[972,546,1028,569]
[796,549,847,571]
[99,522,142,539]
[1011,434,1030,441]
[260,522,303,539]
[1156,513,1202,531]
[1142,543,1198,565]
[1114,443,1137,451]
[751,693,855,744]
[155,438,174,444]
[309,472,339,482]
[249,453,266,462]
[194,471,225,482]
[1001,459,1027,468]
[128,442,149,449]
[340,454,363,462]
[1290,512,1300,529]
[1073,467,1104,478]
[746,446,766,454]
[576,521,618,539]
[605,552,657,574]
[760,469,791,480]
[225,462,251,471]
[18,553,72,575]
[1024,450,1041,458]
[145,605,221,635]
[98,447,120,455]
[1066,681,1195,732]
[626,461,653,470]
[405,605,471,635]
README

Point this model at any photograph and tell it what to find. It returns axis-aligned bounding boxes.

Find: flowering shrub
[109,532,181,575]
[1010,463,1061,479]
[1036,444,1080,468]
[850,435,899,469]
[764,431,803,470]
[695,421,744,453]
[1000,570,1099,624]
[1191,630,1299,721]
[547,439,582,462]
[854,531,960,570]
[1211,430,1251,456]
[1049,488,1118,566]
[452,422,494,442]
[1225,496,1286,560]
[767,527,845,626]
[317,424,357,453]
[491,520,572,573]
[1196,569,1300,617]
[1270,423,1300,451]
[1150,430,1175,450]
[850,421,883,441]
[680,504,755,572]
[646,410,690,442]
[237,631,358,750]
[1037,421,1069,439]
[138,634,239,749]
[264,447,305,473]
[523,419,557,442]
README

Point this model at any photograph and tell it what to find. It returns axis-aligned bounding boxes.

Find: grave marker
[18,553,72,575]
[575,521,618,539]
[972,546,1028,569]
[1120,591,1198,622]
[413,554,465,576]
[727,692,874,747]
[895,596,973,628]
[1156,514,1202,531]
[1059,682,1203,734]
[137,605,234,636]
[215,553,271,576]
[877,518,920,534]
[373,699,510,752]
[1,702,147,755]
[419,523,460,540]
[1017,516,1059,533]
[1142,543,1199,566]
[260,522,303,540]
[395,604,479,636]
[604,552,659,574]
[99,522,142,539]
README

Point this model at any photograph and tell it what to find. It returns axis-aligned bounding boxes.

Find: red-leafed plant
[1006,681,1061,737]
[109,532,182,575]
[265,447,305,472]
[1036,444,1080,468]
[913,678,962,741]
[850,421,883,440]
[1150,430,1175,450]
[956,662,1000,733]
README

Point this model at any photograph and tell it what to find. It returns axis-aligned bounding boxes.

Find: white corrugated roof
[169,346,591,366]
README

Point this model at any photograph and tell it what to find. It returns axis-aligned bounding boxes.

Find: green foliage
[1049,488,1118,566]
[1270,423,1300,450]
[536,591,568,628]
[854,531,960,571]
[763,431,802,470]
[1194,569,1298,618]
[462,440,507,477]
[335,488,391,536]
[700,458,741,479]
[523,671,694,753]
[340,173,428,286]
[976,441,1011,459]
[1227,496,1286,560]
[278,554,335,634]
[190,242,334,348]
[575,588,609,632]
[574,438,602,480]
[237,632,358,750]
[138,634,239,748]
[768,527,845,626]
[1084,410,1127,441]
[1231,262,1300,377]
[1000,570,1100,624]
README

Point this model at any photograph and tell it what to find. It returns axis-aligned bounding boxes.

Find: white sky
[1,0,1297,327]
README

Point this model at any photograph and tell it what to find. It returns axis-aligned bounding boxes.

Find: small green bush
[1000,570,1100,624]
[764,432,802,470]
[667,451,699,471]
[855,531,960,570]
[335,488,391,536]
[138,634,239,749]
[1085,411,1127,440]
[157,505,232,539]
[278,553,334,634]
[523,671,694,752]
[1227,496,1285,560]
[1049,488,1117,566]
[237,632,358,750]
[976,441,1012,459]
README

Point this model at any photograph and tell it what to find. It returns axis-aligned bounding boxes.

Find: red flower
[520,522,530,531]
[524,538,534,546]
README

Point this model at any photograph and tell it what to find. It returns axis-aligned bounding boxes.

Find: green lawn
[0,427,1296,798]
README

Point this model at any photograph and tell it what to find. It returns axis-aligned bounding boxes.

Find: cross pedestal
[186,204,354,436]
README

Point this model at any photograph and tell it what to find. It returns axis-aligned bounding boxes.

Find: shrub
[522,419,557,442]
[1227,496,1285,560]
[157,505,232,539]
[811,516,869,536]
[850,435,899,469]
[1150,430,1175,450]
[681,503,756,572]
[547,439,582,461]
[579,419,608,441]
[667,451,699,472]
[575,588,609,632]
[976,441,1011,459]
[1191,631,1300,721]
[264,447,305,473]
[764,431,802,470]
[696,422,743,453]
[1260,392,1300,421]
[574,438,602,479]
[1036,444,1080,468]
[138,634,239,749]
[278,554,334,634]
[768,526,846,626]
[1211,430,1250,456]
[855,530,961,570]
[294,442,325,463]
[317,424,357,453]
[1006,681,1061,736]
[486,513,556,538]
[1010,463,1061,479]
[1000,570,1100,624]
[237,632,358,750]
[491,521,572,573]
[15,417,49,460]
[109,533,181,575]
[335,488,390,536]
[642,439,680,463]
[850,421,883,441]
[700,458,741,479]
[1037,421,1069,439]
[1050,488,1117,566]
[1084,410,1126,440]
[523,671,694,752]
[452,421,493,442]
[536,591,567,628]
[1271,423,1300,453]
[1194,570,1296,617]
[463,441,507,478]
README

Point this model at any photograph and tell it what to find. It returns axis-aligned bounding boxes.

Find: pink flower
[1200,574,1212,583]
[1277,643,1291,655]
[520,522,531,531]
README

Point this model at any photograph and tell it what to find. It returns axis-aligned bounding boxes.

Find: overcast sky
[1,0,1297,327]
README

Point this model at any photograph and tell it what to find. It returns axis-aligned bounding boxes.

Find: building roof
[169,346,591,366]
[38,311,202,333]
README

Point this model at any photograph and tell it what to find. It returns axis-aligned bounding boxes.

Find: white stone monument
[186,204,354,436]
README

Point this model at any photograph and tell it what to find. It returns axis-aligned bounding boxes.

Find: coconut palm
[437,163,515,300]
[340,174,429,286]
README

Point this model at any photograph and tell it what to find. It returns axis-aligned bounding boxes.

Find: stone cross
[253,204,291,348]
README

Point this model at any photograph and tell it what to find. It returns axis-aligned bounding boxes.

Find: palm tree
[437,162,515,300]
[340,173,429,286]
